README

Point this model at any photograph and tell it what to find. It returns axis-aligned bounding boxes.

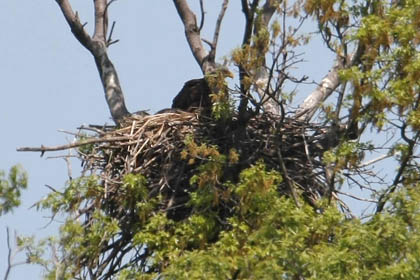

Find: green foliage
[37,175,102,214]
[0,165,27,215]
[323,141,366,171]
[205,68,235,120]
[129,167,420,280]
[96,155,418,278]
[76,133,95,155]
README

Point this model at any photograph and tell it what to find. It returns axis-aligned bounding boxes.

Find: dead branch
[17,136,130,154]
[3,228,28,280]
[295,43,364,122]
[336,190,378,203]
[93,0,108,42]
[358,154,391,168]
[208,0,229,62]
[198,0,205,31]
[55,0,92,48]
[295,58,344,122]
[4,227,12,280]
[55,0,129,124]
[173,0,212,73]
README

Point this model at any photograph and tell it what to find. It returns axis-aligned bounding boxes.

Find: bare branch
[277,148,300,207]
[336,190,378,203]
[376,129,420,213]
[208,0,229,62]
[55,0,92,50]
[173,0,211,73]
[55,0,130,124]
[198,0,205,31]
[358,154,391,168]
[16,136,131,154]
[93,0,108,42]
[295,43,364,122]
[295,58,344,122]
[107,21,117,46]
[4,228,12,280]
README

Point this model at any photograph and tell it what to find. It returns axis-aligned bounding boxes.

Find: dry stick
[78,125,106,135]
[173,0,209,73]
[295,46,362,122]
[208,0,229,61]
[4,227,12,280]
[126,121,137,172]
[3,229,27,280]
[64,150,73,180]
[17,136,131,154]
[336,190,378,203]
[358,154,391,168]
[277,149,300,207]
[198,0,205,31]
[93,0,108,42]
[55,0,129,124]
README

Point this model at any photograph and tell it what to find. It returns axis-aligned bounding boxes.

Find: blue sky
[0,1,341,278]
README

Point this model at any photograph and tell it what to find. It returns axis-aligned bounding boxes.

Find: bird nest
[71,112,329,220]
[20,111,334,221]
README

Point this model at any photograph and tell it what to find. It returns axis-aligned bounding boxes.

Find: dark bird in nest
[172,78,212,112]
[172,68,233,113]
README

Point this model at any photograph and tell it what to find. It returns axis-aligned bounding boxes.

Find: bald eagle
[171,78,211,112]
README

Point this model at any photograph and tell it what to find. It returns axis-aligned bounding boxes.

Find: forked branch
[173,0,210,73]
[207,0,229,62]
[55,0,129,125]
[173,0,229,74]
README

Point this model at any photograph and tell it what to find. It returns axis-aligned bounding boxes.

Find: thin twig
[358,154,391,168]
[336,190,378,203]
[4,228,12,280]
[198,0,205,31]
[208,0,229,61]
[107,21,117,46]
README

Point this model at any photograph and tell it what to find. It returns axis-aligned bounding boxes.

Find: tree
[0,165,27,216]
[15,0,420,279]
[0,165,29,280]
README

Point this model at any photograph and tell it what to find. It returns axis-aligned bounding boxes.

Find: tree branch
[93,0,108,42]
[198,0,205,31]
[238,0,260,119]
[295,58,344,122]
[55,0,129,124]
[4,228,12,280]
[295,41,365,122]
[173,0,212,74]
[55,0,93,50]
[16,136,131,154]
[208,0,229,62]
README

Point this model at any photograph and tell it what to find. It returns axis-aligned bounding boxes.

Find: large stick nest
[75,112,330,221]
